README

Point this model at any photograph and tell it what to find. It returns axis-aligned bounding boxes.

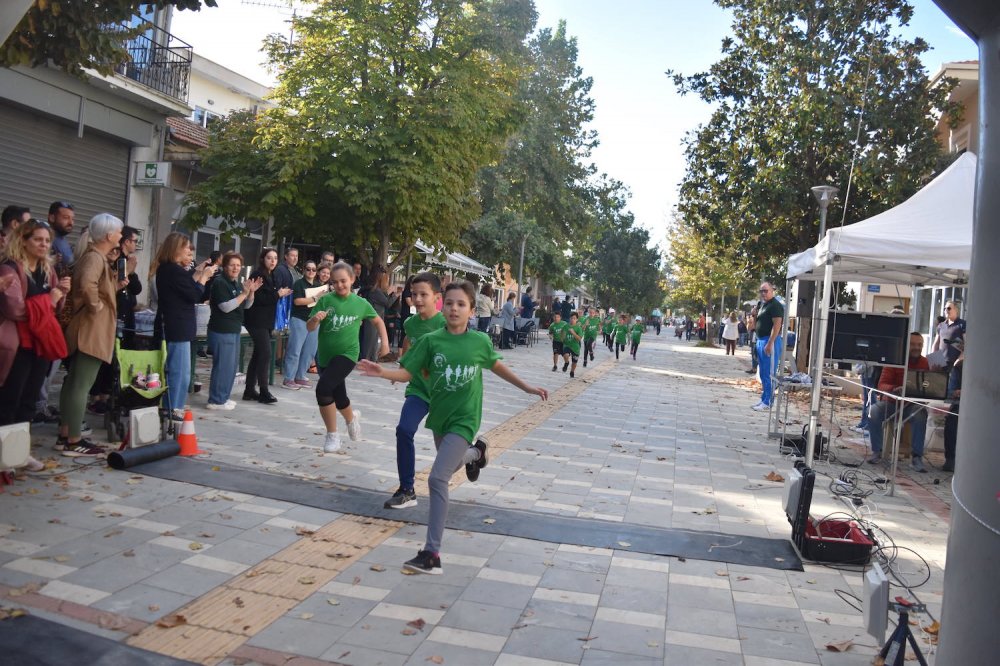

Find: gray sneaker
[867,453,882,465]
[911,456,927,473]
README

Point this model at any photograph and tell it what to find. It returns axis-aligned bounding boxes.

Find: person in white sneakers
[307,262,389,453]
[752,282,783,411]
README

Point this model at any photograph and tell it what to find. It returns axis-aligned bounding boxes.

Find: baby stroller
[105,339,172,446]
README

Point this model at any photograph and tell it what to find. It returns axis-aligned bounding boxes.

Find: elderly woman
[206,252,261,409]
[56,213,123,457]
[153,232,217,419]
[0,219,70,469]
[500,292,517,349]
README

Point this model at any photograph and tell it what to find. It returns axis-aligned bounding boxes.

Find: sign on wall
[134,161,171,187]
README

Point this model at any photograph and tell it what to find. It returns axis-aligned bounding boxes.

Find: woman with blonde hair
[153,232,218,418]
[57,213,123,457]
[722,310,740,356]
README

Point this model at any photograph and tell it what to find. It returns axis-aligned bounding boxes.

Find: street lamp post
[517,233,528,308]
[804,185,839,466]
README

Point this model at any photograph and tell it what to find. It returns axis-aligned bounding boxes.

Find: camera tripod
[879,598,929,666]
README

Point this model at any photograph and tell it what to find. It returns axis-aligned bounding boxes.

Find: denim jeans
[283,317,317,381]
[756,337,782,406]
[868,400,926,457]
[395,395,429,491]
[207,331,239,405]
[165,340,191,412]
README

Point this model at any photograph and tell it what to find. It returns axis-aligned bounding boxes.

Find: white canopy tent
[783,152,976,479]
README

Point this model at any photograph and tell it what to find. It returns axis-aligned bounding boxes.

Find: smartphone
[117,256,127,282]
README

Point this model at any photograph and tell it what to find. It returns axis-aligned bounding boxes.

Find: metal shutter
[0,101,129,237]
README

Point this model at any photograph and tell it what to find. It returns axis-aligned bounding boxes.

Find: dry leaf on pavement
[407,618,426,631]
[765,471,785,482]
[825,639,853,652]
[923,620,940,635]
[155,614,187,628]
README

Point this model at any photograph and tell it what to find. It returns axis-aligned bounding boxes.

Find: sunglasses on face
[759,289,770,294]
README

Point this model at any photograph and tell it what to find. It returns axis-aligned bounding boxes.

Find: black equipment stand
[879,599,929,666]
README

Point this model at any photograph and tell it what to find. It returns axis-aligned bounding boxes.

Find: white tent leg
[805,261,834,465]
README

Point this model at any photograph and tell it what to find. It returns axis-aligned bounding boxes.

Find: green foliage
[1,1,216,77]
[195,0,536,268]
[465,21,598,284]
[665,214,749,314]
[669,0,958,278]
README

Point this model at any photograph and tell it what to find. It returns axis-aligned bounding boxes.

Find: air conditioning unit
[0,422,30,469]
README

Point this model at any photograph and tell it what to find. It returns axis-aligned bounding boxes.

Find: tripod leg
[904,627,929,666]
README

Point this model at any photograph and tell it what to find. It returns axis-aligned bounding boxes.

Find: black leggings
[246,326,272,394]
[0,348,50,425]
[316,356,356,409]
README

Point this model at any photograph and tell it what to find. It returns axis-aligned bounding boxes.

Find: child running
[384,272,445,510]
[614,313,629,359]
[630,315,644,360]
[582,306,599,366]
[548,311,567,372]
[603,312,616,351]
[307,261,389,453]
[359,281,547,574]
[563,312,584,377]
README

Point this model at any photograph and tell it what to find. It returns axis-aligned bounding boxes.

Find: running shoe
[61,440,104,458]
[403,550,442,575]
[465,437,488,482]
[323,432,342,453]
[294,379,311,388]
[346,411,362,441]
[281,379,301,390]
[383,488,417,509]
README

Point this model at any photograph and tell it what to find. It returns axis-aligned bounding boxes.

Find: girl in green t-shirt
[306,262,389,453]
[614,314,629,359]
[563,312,584,378]
[548,312,567,372]
[629,316,644,360]
[359,281,548,575]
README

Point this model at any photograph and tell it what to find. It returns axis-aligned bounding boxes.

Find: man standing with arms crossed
[752,281,783,411]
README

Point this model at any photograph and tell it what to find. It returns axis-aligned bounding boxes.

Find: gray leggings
[425,432,479,554]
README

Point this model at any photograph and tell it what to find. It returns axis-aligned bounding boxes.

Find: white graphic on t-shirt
[430,352,478,392]
[321,309,359,333]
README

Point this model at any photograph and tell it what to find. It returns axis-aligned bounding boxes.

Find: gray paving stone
[579,648,663,665]
[599,583,668,615]
[403,642,498,666]
[437,599,523,635]
[665,604,739,639]
[661,643,745,665]
[383,578,465,610]
[502,624,588,663]
[460,578,534,609]
[586,619,664,658]
[320,643,408,666]
[59,558,156,593]
[142,562,233,597]
[179,536,281,565]
[667,583,735,612]
[334,615,425,656]
[739,624,822,662]
[523,597,596,632]
[93,582,195,621]
[247,616,347,657]
[539,566,606,595]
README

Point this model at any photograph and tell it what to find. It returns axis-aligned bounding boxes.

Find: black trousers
[316,355,356,409]
[245,326,272,395]
[0,348,50,425]
[943,401,960,463]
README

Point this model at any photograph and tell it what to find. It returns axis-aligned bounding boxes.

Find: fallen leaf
[923,620,940,635]
[426,657,444,664]
[617,541,631,548]
[148,604,160,612]
[407,618,426,630]
[736,576,751,581]
[715,570,728,577]
[806,579,817,584]
[298,575,316,585]
[327,598,340,606]
[54,556,70,563]
[198,532,215,538]
[483,518,496,525]
[160,531,175,536]
[233,597,245,608]
[7,582,41,597]
[295,526,315,536]
[577,635,597,642]
[400,569,418,575]
[103,529,123,538]
[47,518,62,524]
[123,549,135,557]
[401,628,417,635]
[97,614,127,630]
[188,542,204,551]
[825,639,853,652]
[79,495,93,502]
[765,471,785,482]
[774,557,785,563]
[647,641,660,647]
[156,613,187,628]
[370,564,386,572]
[352,576,361,585]
[211,466,221,471]
[300,612,314,620]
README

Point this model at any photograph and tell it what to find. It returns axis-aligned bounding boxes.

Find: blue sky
[172,1,977,247]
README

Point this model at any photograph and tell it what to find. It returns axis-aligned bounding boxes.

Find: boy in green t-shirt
[384,272,445,510]
[614,314,629,360]
[629,316,644,360]
[563,312,584,377]
[582,306,599,366]
[359,281,547,575]
[603,314,615,350]
[548,312,567,372]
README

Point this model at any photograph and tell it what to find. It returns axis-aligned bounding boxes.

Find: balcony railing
[106,15,192,104]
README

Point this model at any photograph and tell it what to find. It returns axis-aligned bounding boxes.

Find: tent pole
[932,4,1000,661]
[805,261,834,466]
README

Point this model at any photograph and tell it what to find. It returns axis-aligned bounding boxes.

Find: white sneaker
[750,401,764,410]
[323,432,342,453]
[347,410,362,441]
[205,402,226,410]
[223,400,236,410]
[751,402,770,412]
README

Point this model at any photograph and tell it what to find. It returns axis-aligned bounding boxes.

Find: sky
[171,1,977,248]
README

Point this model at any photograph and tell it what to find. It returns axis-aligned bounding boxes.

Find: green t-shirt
[563,323,583,353]
[583,316,600,340]
[311,292,377,365]
[549,320,568,343]
[400,328,502,443]
[603,318,615,334]
[402,312,446,402]
[755,297,785,339]
[630,323,644,342]
[614,323,628,343]
[208,277,244,334]
[291,278,319,321]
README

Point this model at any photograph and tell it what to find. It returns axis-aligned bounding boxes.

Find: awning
[412,241,493,278]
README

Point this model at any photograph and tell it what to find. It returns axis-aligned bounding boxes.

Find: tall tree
[1,1,216,76]
[669,0,959,278]
[464,20,598,285]
[665,215,749,317]
[185,0,535,269]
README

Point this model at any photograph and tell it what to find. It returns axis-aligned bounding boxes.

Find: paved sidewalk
[1,332,948,665]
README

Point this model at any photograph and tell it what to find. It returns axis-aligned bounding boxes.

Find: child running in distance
[307,261,389,453]
[548,311,567,372]
[614,314,629,359]
[630,316,644,360]
[582,307,599,366]
[359,281,548,574]
[563,312,584,377]
[384,271,445,510]
[604,312,616,350]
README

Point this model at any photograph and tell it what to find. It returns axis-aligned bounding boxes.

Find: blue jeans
[868,401,926,457]
[756,337,782,406]
[395,395,429,491]
[283,317,317,381]
[207,331,239,405]
[165,340,191,412]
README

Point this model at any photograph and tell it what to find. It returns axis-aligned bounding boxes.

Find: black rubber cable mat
[0,614,196,666]
[129,457,803,571]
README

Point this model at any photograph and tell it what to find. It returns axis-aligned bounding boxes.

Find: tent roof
[786,152,975,286]
[413,241,493,278]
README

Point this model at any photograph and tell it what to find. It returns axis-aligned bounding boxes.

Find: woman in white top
[722,311,740,356]
[475,284,496,333]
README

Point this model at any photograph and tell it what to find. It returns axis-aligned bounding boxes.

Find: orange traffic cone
[177,409,202,456]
